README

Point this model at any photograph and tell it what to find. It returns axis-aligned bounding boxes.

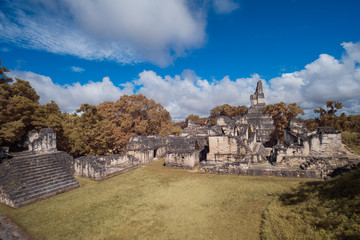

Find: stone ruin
[270,119,359,177]
[0,128,79,208]
[74,135,168,180]
[1,80,358,209]
[26,128,57,152]
[119,80,358,178]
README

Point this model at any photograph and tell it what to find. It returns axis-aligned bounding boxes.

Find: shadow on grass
[279,166,360,206]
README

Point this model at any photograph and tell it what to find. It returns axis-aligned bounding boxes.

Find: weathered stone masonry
[0,129,79,208]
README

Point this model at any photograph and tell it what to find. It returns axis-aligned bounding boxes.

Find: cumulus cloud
[7,42,360,120]
[8,71,133,113]
[135,70,264,120]
[268,42,360,116]
[0,0,209,66]
[71,66,85,73]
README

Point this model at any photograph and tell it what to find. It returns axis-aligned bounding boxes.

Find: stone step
[8,175,77,198]
[1,170,71,191]
[11,177,78,200]
[13,182,80,206]
[8,173,75,193]
[21,172,72,188]
[9,151,36,158]
[15,180,80,203]
[10,153,54,161]
[13,160,68,172]
[1,170,71,193]
[13,161,68,173]
[14,183,80,208]
[8,155,62,167]
[17,167,71,183]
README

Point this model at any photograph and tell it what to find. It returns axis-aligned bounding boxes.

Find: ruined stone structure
[162,80,357,178]
[165,137,208,169]
[126,135,167,164]
[244,80,274,144]
[179,120,208,137]
[74,135,168,180]
[26,128,57,152]
[0,128,79,208]
[270,119,359,178]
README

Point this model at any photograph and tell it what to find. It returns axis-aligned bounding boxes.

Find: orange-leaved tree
[263,102,304,145]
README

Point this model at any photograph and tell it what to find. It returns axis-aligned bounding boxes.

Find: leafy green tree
[263,102,304,144]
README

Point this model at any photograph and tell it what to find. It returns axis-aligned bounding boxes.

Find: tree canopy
[208,104,248,125]
[263,102,304,144]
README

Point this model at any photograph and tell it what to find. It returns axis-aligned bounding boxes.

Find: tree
[208,104,248,125]
[263,102,304,144]
[0,61,41,147]
[98,94,172,153]
[313,101,343,129]
[62,104,116,157]
[185,114,207,125]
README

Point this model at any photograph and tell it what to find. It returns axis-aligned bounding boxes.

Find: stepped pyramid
[0,129,80,208]
[245,80,275,144]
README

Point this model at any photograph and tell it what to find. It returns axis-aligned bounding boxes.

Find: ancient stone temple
[0,128,79,208]
[244,80,274,144]
[70,79,358,181]
[270,119,359,177]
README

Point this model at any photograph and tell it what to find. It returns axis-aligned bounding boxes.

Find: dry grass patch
[0,159,307,240]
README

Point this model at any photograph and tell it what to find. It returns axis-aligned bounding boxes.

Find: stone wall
[126,135,167,164]
[74,154,138,180]
[26,128,57,152]
[164,137,208,169]
[74,135,168,180]
[202,163,321,178]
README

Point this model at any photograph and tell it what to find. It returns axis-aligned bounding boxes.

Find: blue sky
[1,0,360,121]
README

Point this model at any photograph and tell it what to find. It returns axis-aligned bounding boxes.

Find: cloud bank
[8,71,133,113]
[8,42,360,120]
[0,0,239,66]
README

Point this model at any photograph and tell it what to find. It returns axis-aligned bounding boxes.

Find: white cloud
[0,0,209,66]
[212,0,240,14]
[8,71,133,113]
[6,42,360,120]
[268,42,360,116]
[135,70,263,121]
[71,66,85,73]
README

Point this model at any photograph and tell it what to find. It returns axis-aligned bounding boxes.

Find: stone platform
[0,151,80,208]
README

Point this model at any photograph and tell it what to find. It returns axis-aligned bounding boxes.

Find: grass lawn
[0,159,308,240]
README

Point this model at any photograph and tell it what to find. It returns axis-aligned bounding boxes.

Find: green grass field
[261,167,360,240]
[0,159,309,240]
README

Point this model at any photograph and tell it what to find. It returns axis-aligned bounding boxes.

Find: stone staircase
[0,151,80,208]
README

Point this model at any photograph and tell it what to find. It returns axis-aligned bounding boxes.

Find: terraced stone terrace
[0,151,79,208]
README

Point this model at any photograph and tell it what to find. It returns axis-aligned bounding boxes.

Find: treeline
[0,62,181,157]
[1,61,359,156]
[0,61,250,157]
